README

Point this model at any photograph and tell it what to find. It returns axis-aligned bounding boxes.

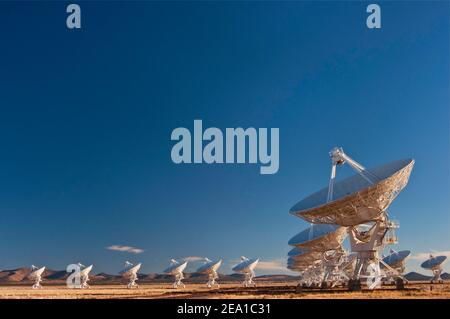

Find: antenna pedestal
[207,272,219,288]
[173,273,185,288]
[431,266,444,283]
[127,273,139,289]
[80,275,90,289]
[32,278,43,289]
[348,214,399,288]
[243,270,256,287]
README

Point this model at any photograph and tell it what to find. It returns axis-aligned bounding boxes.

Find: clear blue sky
[0,1,448,275]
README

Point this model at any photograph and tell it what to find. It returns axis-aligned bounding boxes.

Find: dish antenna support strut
[327,147,379,202]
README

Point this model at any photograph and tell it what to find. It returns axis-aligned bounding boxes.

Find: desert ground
[0,282,449,299]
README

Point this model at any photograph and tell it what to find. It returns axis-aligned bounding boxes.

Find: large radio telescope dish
[287,147,414,290]
[28,265,46,289]
[287,263,311,272]
[232,256,259,287]
[290,158,414,226]
[164,259,188,288]
[120,261,142,289]
[421,255,447,283]
[287,247,320,271]
[287,247,309,257]
[196,258,222,288]
[288,255,321,266]
[287,250,323,265]
[288,224,347,251]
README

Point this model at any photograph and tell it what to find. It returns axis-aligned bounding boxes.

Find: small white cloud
[409,250,450,261]
[183,256,205,262]
[107,245,144,254]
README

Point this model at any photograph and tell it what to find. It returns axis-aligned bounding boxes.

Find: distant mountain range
[404,271,450,281]
[0,268,447,285]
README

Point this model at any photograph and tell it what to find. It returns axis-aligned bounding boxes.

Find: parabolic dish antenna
[28,265,45,289]
[287,247,309,257]
[287,262,313,272]
[380,249,410,283]
[290,157,414,226]
[421,255,447,269]
[232,256,259,287]
[287,250,323,265]
[196,258,222,288]
[421,255,447,283]
[287,147,414,290]
[287,256,322,279]
[164,259,188,288]
[78,263,93,289]
[119,261,142,289]
[382,249,410,269]
[288,224,347,251]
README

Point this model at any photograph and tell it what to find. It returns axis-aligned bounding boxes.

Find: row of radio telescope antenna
[26,257,260,289]
[22,147,449,291]
[287,147,447,291]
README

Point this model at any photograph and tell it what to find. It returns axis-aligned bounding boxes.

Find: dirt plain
[0,282,449,299]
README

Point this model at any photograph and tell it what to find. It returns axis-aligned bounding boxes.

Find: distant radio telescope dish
[232,256,259,287]
[421,255,447,269]
[196,258,222,288]
[421,255,447,283]
[164,259,188,288]
[77,263,93,289]
[119,261,142,289]
[381,249,410,282]
[290,157,414,226]
[382,249,410,269]
[288,224,347,251]
[28,265,45,289]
